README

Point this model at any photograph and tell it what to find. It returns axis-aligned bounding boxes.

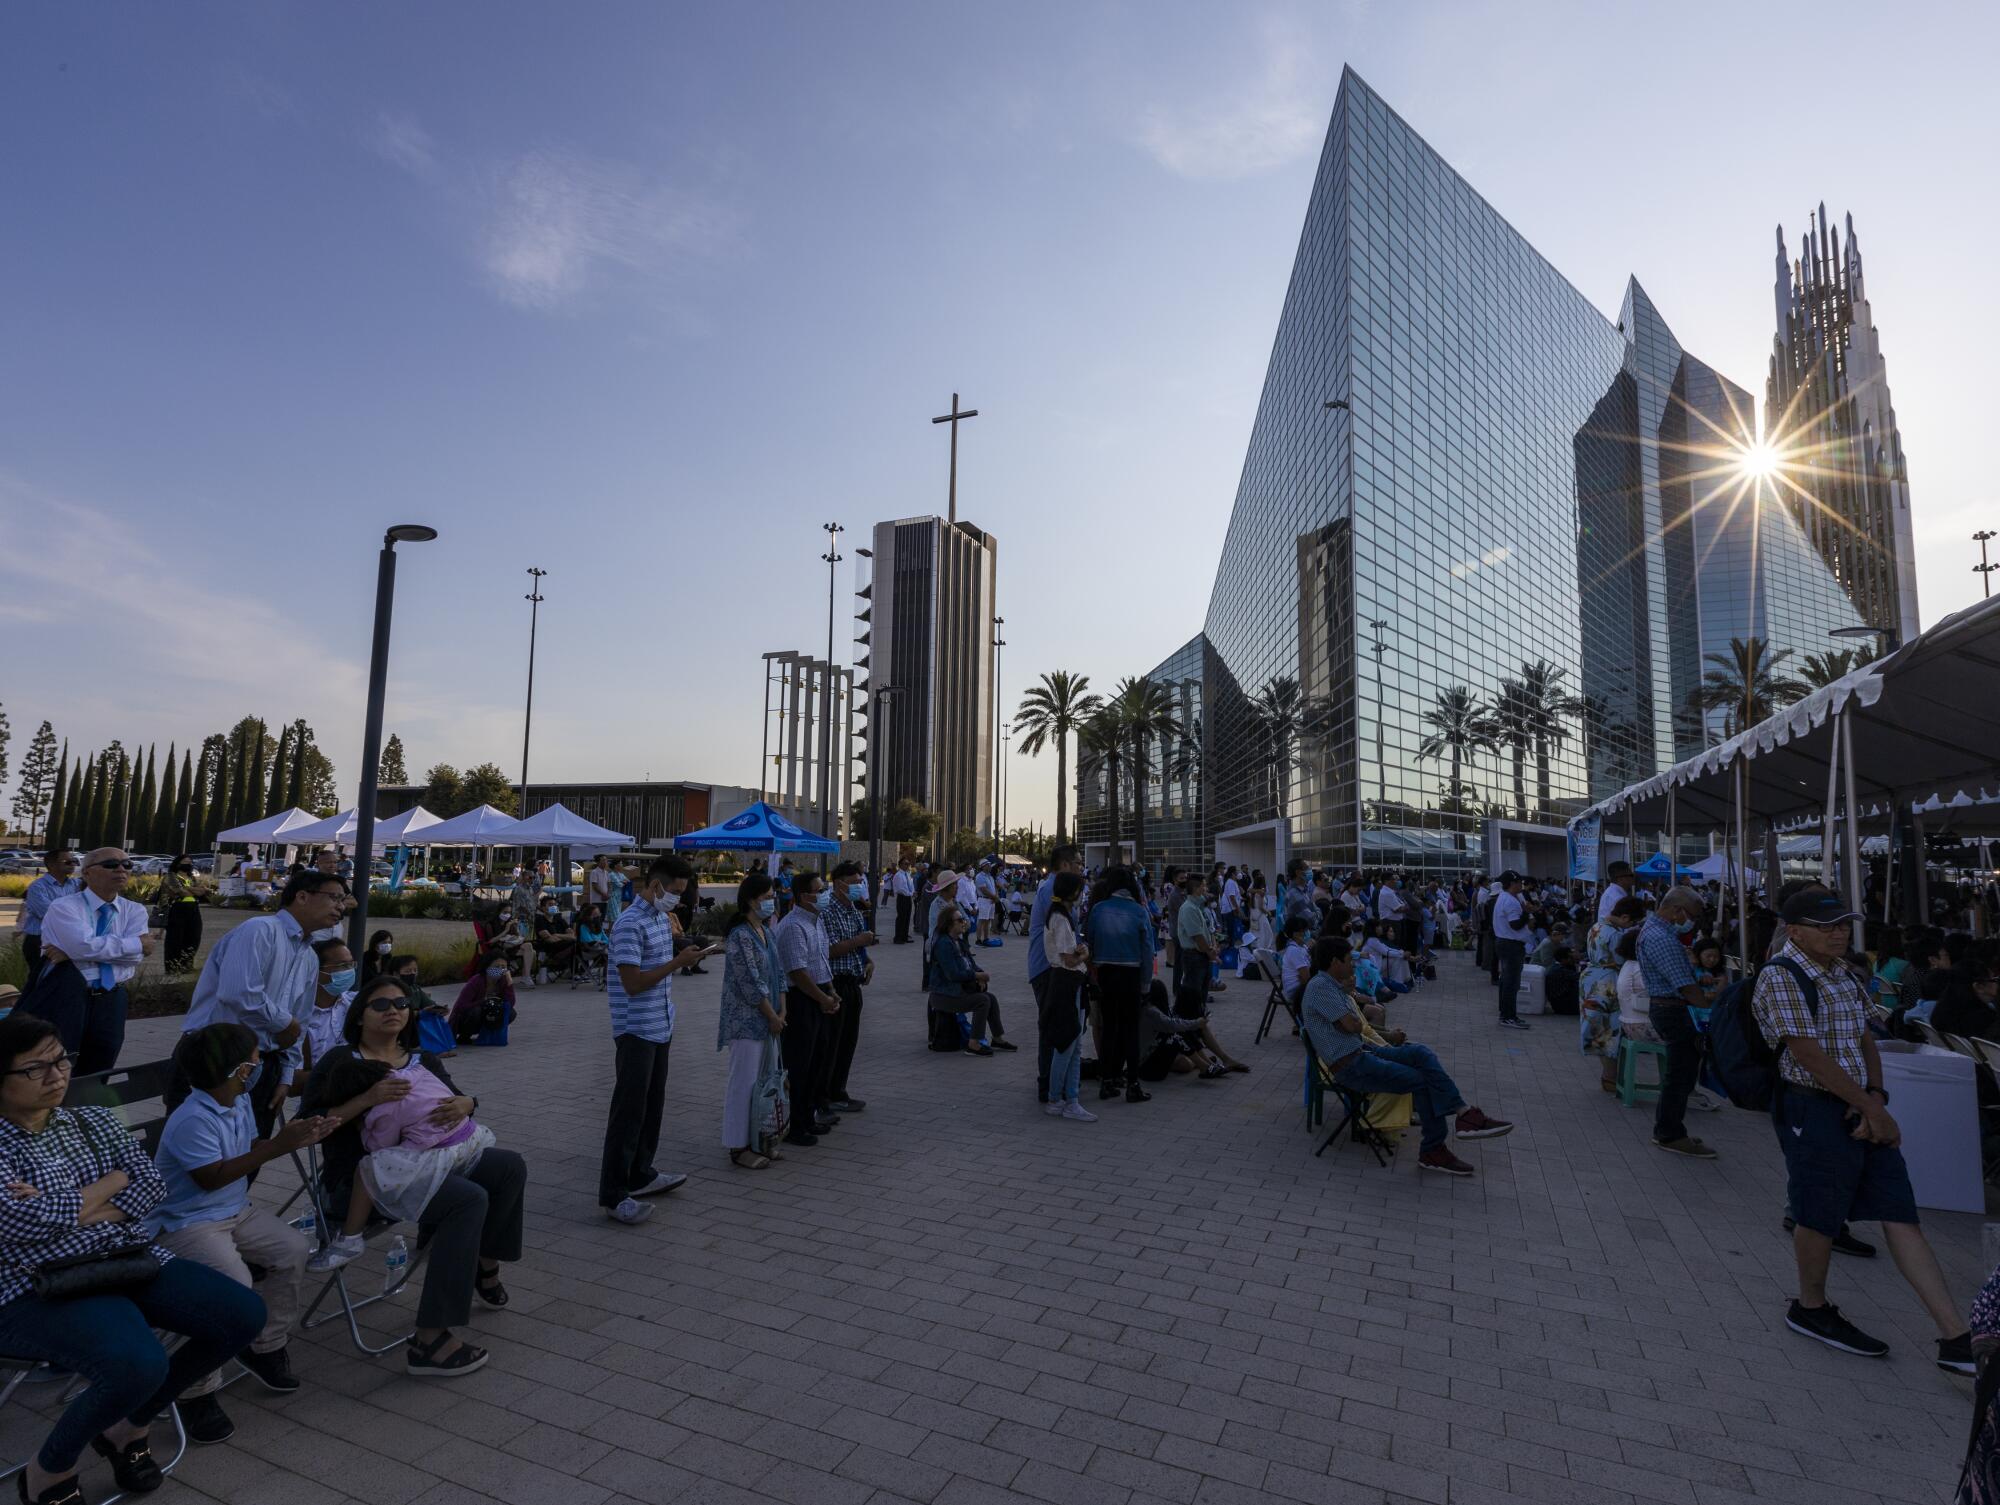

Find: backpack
[1706,957,1816,1112]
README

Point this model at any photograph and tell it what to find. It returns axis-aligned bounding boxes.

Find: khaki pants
[155,1206,307,1395]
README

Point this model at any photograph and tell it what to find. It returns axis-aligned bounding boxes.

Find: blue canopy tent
[673,801,840,854]
[1633,851,1699,879]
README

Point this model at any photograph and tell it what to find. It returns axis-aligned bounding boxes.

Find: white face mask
[375,942,391,955]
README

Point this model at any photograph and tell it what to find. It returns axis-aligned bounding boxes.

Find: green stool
[1616,1037,1668,1107]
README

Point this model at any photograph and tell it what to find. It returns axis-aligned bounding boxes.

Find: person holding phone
[821,862,880,1115]
[598,855,714,1226]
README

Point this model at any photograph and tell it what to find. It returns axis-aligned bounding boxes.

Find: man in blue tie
[34,846,156,1073]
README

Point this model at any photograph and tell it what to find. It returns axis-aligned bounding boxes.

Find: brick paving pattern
[5,935,1978,1503]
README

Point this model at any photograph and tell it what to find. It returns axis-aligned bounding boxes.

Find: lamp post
[1976,530,1997,598]
[1830,623,1900,655]
[819,523,843,856]
[991,614,1005,839]
[350,524,438,950]
[520,567,546,816]
[1368,618,1391,808]
[1001,723,1011,844]
[866,684,902,891]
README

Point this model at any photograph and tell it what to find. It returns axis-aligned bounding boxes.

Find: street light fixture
[350,523,437,951]
[1976,530,1997,598]
[520,567,546,817]
[992,614,1006,840]
[1830,623,1900,653]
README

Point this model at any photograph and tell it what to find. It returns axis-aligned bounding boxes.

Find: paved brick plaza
[12,936,1978,1505]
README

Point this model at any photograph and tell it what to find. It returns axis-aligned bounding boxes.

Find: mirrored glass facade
[1149,69,1872,875]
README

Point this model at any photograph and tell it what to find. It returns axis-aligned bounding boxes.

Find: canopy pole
[1666,788,1677,879]
[1915,814,1930,925]
[1821,710,1843,885]
[1840,711,1863,920]
[1733,759,1752,969]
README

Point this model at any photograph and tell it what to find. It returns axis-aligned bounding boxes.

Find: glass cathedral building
[1081,69,1876,876]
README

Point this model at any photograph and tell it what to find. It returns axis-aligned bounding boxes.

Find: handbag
[29,1245,160,1300]
[751,1035,788,1146]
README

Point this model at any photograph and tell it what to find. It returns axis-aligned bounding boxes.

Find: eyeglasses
[91,860,135,872]
[4,1054,77,1083]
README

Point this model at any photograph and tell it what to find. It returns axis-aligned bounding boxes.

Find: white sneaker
[1060,1102,1098,1123]
[1044,1101,1065,1116]
[307,1233,366,1272]
[631,1171,686,1197]
[606,1198,653,1226]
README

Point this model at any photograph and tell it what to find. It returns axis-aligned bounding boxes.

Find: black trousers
[828,976,865,1099]
[894,894,912,943]
[1096,964,1144,1086]
[416,1147,527,1330]
[1648,1001,1703,1144]
[41,985,127,1078]
[782,987,834,1135]
[19,935,40,977]
[1032,971,1054,1100]
[598,1035,670,1207]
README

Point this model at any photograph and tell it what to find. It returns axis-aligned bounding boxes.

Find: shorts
[1773,1085,1919,1237]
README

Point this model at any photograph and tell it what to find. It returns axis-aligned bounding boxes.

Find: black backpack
[1707,957,1816,1112]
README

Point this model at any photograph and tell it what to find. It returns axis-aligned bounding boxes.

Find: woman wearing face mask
[719,872,786,1168]
[159,854,209,975]
[360,929,397,987]
[451,951,517,1045]
[391,953,456,1057]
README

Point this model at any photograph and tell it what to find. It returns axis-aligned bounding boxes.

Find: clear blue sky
[2,1,1991,832]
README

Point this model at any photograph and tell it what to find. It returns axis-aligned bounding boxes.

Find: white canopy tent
[1573,593,2000,950]
[375,805,443,844]
[486,803,633,848]
[414,805,528,846]
[285,808,357,846]
[214,808,323,845]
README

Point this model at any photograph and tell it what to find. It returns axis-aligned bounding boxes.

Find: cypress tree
[170,748,192,852]
[151,742,176,850]
[285,719,309,812]
[212,737,235,839]
[245,724,267,821]
[266,724,292,817]
[43,741,69,850]
[191,741,215,848]
[58,756,84,850]
[80,755,105,849]
[136,746,158,851]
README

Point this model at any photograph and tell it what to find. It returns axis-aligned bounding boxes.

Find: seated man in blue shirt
[1301,936,1514,1177]
[150,1022,338,1443]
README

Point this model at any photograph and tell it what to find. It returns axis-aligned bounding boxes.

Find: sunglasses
[91,860,135,871]
[363,997,410,1014]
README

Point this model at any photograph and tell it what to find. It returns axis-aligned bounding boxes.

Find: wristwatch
[1864,1085,1889,1105]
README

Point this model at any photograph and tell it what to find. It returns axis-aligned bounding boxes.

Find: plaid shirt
[607,894,676,1043]
[1635,914,1699,999]
[822,896,868,980]
[1752,939,1871,1089]
[0,1107,168,1307]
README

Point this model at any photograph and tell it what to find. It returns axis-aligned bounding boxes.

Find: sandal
[406,1330,489,1378]
[91,1430,162,1493]
[730,1149,773,1170]
[475,1269,510,1308]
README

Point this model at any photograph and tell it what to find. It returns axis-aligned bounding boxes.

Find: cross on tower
[931,391,979,524]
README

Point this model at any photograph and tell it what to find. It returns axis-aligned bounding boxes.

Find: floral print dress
[1579,920,1623,1058]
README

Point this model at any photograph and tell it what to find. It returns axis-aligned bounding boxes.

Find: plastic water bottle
[384,1235,409,1294]
[294,1203,317,1240]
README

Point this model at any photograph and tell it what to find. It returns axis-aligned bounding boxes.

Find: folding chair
[1254,949,1297,1044]
[1300,1026,1394,1166]
[0,1360,189,1503]
[294,1142,432,1357]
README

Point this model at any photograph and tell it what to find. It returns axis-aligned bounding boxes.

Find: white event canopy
[486,803,633,849]
[415,804,529,846]
[375,805,443,844]
[285,808,357,846]
[214,808,323,845]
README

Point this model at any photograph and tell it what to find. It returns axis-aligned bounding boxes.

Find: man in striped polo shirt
[599,855,718,1226]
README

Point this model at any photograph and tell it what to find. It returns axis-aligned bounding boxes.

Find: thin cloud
[366,110,438,179]
[1136,20,1324,180]
[479,149,735,311]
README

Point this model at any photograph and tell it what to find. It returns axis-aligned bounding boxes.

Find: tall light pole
[991,614,1005,839]
[1976,529,1998,598]
[931,393,980,525]
[866,684,902,890]
[1368,618,1391,808]
[520,567,546,817]
[819,523,843,853]
[350,524,438,950]
[1001,723,1012,845]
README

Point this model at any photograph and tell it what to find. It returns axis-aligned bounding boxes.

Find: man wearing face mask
[1636,885,1716,1160]
[774,872,842,1145]
[821,862,880,1116]
[599,855,717,1226]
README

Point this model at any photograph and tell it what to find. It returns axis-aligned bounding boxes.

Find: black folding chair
[1300,1031,1393,1167]
[294,1145,431,1356]
[1254,949,1297,1045]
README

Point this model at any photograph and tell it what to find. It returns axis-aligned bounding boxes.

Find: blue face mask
[758,897,777,917]
[1673,918,1696,936]
[323,968,356,994]
[847,884,866,902]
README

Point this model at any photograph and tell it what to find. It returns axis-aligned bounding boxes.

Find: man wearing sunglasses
[29,846,156,1074]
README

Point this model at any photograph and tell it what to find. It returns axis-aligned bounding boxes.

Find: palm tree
[1690,635,1809,739]
[1489,678,1536,821]
[1012,670,1102,845]
[1075,707,1130,863]
[1111,676,1185,868]
[1249,675,1303,821]
[1514,659,1585,817]
[1798,643,1877,689]
[1416,686,1497,847]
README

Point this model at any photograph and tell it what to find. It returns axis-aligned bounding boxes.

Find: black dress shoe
[1099,1081,1122,1100]
[237,1343,301,1393]
[782,1130,819,1147]
[1125,1085,1152,1103]
[176,1392,234,1446]
[1783,1216,1877,1257]
[17,1473,84,1505]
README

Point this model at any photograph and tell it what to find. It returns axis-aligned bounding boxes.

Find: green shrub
[0,940,26,990]
[0,875,31,900]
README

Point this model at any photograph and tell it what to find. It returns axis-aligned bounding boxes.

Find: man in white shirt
[1596,861,1635,923]
[35,846,156,1073]
[587,855,614,911]
[1219,867,1244,947]
[973,863,999,946]
[1338,880,1367,925]
[1490,872,1535,1030]
[890,859,916,944]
